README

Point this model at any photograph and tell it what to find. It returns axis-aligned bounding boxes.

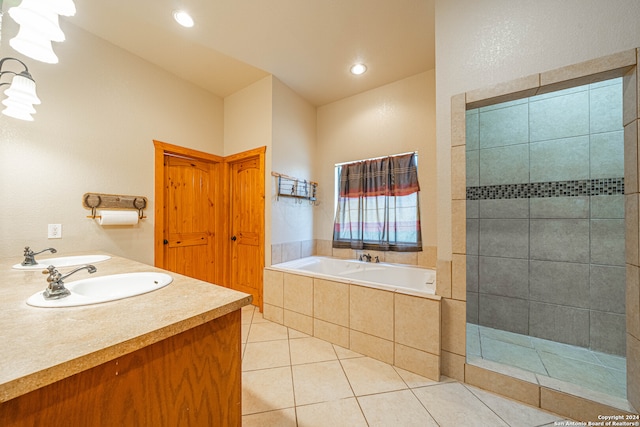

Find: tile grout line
[285,324,300,427]
[334,346,371,426]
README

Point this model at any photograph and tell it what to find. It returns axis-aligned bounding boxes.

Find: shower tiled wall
[466,78,626,356]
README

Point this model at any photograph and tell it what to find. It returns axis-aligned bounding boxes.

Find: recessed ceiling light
[173,10,194,28]
[350,63,367,75]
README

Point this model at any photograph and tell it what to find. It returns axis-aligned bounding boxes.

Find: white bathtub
[270,256,436,297]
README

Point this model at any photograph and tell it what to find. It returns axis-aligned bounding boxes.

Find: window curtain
[332,152,422,252]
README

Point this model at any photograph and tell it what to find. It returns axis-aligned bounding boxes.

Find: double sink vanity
[0,250,252,426]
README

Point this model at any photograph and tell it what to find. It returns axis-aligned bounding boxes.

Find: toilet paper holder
[83,192,147,219]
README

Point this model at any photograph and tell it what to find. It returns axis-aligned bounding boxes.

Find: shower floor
[466,323,627,404]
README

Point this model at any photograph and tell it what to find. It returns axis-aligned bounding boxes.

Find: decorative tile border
[467,178,624,200]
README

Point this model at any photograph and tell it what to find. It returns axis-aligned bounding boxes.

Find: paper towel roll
[98,210,139,226]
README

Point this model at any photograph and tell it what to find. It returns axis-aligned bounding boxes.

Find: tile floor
[467,323,628,401]
[240,304,566,426]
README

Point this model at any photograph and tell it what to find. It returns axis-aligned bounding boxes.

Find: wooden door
[227,148,265,309]
[162,154,217,283]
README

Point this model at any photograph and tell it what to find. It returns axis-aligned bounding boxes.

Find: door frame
[153,140,224,270]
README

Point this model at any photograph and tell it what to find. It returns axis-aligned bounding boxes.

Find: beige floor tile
[288,327,311,339]
[413,382,509,426]
[241,305,255,324]
[358,389,438,426]
[247,321,289,342]
[394,366,442,388]
[242,366,295,415]
[242,339,291,371]
[239,300,571,425]
[251,310,270,324]
[290,337,337,365]
[296,397,368,427]
[292,360,354,405]
[340,357,407,396]
[241,322,251,343]
[242,408,297,427]
[466,385,563,426]
[333,344,363,359]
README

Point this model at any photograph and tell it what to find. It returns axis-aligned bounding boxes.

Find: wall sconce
[0,57,40,121]
[7,0,76,64]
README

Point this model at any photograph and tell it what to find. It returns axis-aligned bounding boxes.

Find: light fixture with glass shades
[7,0,77,64]
[173,10,194,28]
[0,57,41,121]
[350,63,367,75]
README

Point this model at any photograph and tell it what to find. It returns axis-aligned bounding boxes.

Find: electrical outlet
[48,224,62,239]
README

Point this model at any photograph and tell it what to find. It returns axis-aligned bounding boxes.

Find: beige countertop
[0,251,252,403]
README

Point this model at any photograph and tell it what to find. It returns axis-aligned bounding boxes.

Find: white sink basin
[26,272,173,308]
[13,254,111,270]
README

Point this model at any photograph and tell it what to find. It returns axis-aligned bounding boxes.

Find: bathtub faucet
[22,246,57,266]
[360,253,372,262]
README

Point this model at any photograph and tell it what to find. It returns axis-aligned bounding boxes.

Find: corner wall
[270,78,317,264]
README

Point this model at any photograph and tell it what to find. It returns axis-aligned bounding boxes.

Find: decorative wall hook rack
[272,172,318,205]
[82,192,148,219]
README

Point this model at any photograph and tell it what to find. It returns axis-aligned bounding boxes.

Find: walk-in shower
[465,77,627,399]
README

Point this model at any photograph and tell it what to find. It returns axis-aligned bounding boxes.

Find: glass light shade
[4,74,41,105]
[2,104,35,121]
[8,6,65,42]
[2,98,37,114]
[49,0,77,16]
[9,26,59,64]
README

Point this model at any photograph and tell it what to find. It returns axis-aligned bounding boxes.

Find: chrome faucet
[22,246,57,266]
[42,264,97,300]
[360,253,372,262]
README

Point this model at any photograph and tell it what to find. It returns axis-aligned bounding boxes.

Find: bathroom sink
[13,254,111,270]
[26,272,173,308]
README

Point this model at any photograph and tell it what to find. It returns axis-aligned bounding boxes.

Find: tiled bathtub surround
[271,240,316,265]
[272,238,438,269]
[262,268,442,381]
[466,78,627,356]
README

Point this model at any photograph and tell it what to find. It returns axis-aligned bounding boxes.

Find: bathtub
[263,256,441,381]
[269,256,436,297]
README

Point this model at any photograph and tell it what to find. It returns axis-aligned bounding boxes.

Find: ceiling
[70,0,435,106]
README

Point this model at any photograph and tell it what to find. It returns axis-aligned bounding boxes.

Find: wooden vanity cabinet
[0,310,242,427]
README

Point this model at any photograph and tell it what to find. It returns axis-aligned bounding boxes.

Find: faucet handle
[42,265,61,282]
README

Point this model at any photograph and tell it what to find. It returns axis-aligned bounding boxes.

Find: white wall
[271,77,317,245]
[316,71,437,251]
[223,76,274,264]
[223,76,273,157]
[435,0,640,261]
[0,22,225,264]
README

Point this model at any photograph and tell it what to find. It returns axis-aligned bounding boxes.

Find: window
[332,152,422,252]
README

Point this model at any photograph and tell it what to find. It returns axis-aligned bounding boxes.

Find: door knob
[163,239,169,245]
[231,235,237,241]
